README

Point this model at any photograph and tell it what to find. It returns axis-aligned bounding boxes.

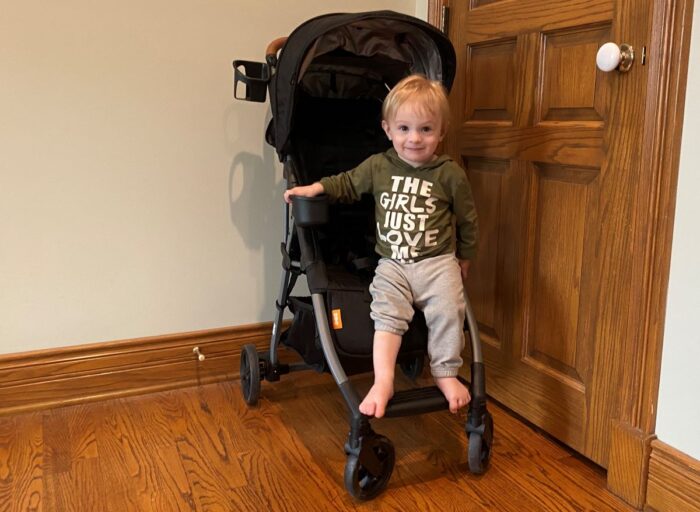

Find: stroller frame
[233,11,493,500]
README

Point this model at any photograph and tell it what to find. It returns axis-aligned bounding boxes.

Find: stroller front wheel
[240,344,261,405]
[344,434,395,500]
[467,411,494,474]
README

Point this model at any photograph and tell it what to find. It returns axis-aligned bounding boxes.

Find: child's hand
[283,182,324,204]
[458,259,471,281]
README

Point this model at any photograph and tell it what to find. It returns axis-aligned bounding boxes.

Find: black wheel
[240,344,261,406]
[399,355,424,380]
[344,435,395,500]
[467,411,493,474]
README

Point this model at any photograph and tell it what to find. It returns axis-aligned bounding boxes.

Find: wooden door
[445,0,667,467]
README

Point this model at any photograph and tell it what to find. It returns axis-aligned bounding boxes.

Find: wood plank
[171,386,249,510]
[95,397,194,512]
[45,458,104,512]
[43,404,99,476]
[0,413,43,512]
[42,403,105,511]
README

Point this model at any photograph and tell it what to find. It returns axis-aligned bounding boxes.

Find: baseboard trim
[646,439,700,512]
[0,322,283,416]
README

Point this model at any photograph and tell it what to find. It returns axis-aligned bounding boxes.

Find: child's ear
[381,120,391,140]
[439,123,448,141]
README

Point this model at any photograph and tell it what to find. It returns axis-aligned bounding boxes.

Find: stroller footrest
[382,376,470,418]
[383,386,448,418]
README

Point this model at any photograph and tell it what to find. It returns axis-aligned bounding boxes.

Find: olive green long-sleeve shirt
[319,149,478,263]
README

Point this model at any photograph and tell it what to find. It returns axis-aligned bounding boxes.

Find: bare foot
[359,380,394,418]
[435,377,471,414]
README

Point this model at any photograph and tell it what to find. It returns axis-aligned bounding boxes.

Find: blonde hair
[382,74,451,135]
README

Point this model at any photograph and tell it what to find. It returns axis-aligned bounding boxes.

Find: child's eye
[421,126,433,133]
[398,125,409,132]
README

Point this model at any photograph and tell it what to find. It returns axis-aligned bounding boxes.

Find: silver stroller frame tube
[464,293,483,364]
[311,293,363,412]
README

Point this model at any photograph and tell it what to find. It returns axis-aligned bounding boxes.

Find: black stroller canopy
[269,11,456,161]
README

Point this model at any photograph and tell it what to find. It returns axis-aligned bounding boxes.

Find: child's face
[382,101,444,167]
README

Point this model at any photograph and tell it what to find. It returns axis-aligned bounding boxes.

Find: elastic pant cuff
[431,368,460,378]
[373,324,405,336]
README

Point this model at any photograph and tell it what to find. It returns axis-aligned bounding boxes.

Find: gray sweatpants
[369,253,466,378]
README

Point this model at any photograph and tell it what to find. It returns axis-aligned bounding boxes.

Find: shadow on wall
[228,111,286,320]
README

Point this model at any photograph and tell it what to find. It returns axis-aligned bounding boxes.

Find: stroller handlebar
[266,37,288,61]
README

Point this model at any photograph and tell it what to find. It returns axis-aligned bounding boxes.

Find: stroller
[233,10,493,500]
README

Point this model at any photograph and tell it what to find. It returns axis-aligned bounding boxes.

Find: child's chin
[403,158,430,167]
[400,152,428,164]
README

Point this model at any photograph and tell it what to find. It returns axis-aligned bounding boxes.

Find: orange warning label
[331,309,343,330]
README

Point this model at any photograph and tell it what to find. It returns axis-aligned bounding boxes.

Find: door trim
[428,0,694,506]
[608,420,656,508]
[606,0,694,506]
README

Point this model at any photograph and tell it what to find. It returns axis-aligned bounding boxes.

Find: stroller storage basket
[281,296,326,372]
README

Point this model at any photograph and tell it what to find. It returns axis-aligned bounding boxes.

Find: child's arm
[283,182,325,204]
[458,259,471,281]
[284,152,378,205]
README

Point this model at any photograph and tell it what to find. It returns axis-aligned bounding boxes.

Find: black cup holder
[292,195,329,227]
[233,60,269,102]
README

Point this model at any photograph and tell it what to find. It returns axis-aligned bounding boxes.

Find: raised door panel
[448,0,618,460]
[539,25,612,123]
[465,39,517,123]
[464,157,509,349]
[525,164,600,388]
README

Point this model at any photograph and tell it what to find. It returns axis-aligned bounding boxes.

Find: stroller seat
[232,10,493,500]
[283,243,428,377]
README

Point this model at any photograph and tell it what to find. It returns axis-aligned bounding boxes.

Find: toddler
[284,74,478,418]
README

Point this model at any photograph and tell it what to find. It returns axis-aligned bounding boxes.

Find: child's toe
[359,402,375,417]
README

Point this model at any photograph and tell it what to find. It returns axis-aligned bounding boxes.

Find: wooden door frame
[428,0,694,507]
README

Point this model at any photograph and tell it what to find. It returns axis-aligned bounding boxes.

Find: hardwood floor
[1,352,635,511]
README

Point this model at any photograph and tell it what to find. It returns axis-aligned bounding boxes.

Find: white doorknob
[596,42,635,73]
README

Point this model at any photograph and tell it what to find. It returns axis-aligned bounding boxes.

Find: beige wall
[0,0,417,354]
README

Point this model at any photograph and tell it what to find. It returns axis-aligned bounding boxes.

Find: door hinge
[441,5,450,35]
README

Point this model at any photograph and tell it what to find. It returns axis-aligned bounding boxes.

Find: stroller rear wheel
[344,434,395,500]
[240,344,261,405]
